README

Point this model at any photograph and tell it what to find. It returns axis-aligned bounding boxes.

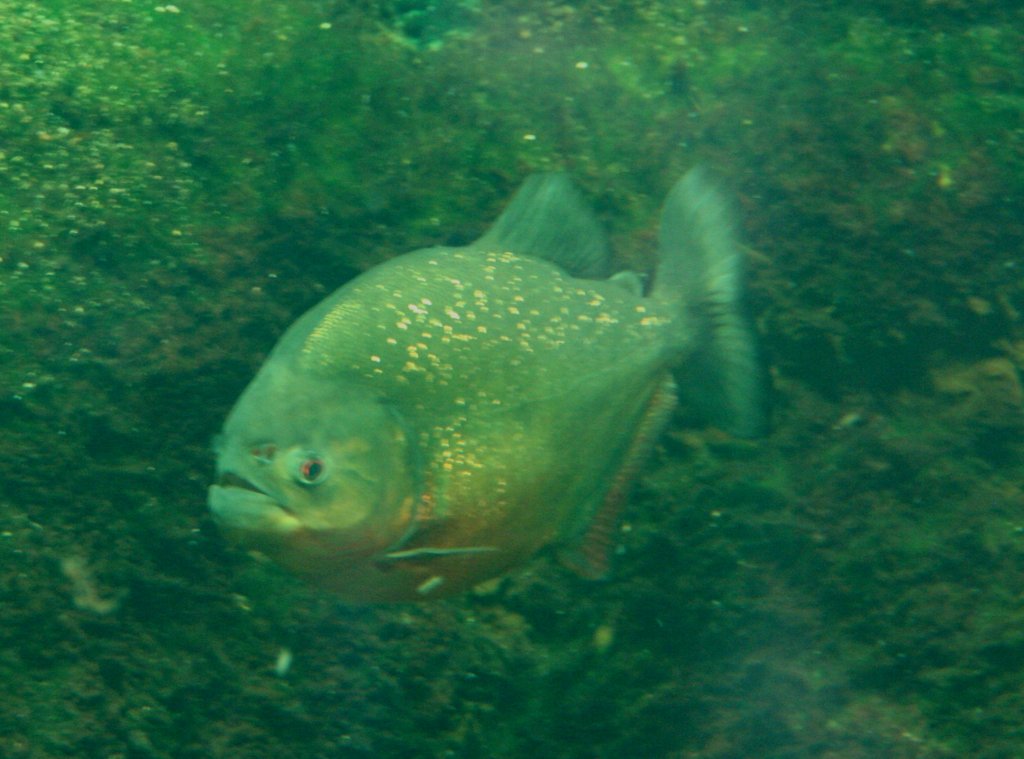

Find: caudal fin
[652,167,767,438]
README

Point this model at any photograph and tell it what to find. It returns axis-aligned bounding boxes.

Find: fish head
[208,365,419,574]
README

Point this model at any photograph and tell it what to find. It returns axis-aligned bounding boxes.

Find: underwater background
[2,0,1023,756]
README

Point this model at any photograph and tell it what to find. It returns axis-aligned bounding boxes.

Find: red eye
[299,458,326,484]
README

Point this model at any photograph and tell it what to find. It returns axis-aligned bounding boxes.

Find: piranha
[208,168,765,602]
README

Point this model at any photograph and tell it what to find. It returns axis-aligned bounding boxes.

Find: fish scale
[293,248,671,417]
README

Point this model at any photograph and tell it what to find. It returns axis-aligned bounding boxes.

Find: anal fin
[383,546,498,561]
[560,377,678,579]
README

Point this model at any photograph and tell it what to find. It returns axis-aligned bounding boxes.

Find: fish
[208,168,765,602]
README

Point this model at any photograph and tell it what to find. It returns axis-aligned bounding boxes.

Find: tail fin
[652,167,767,437]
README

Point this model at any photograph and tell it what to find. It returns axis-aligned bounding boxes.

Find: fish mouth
[208,473,300,533]
[216,471,267,494]
[214,472,297,516]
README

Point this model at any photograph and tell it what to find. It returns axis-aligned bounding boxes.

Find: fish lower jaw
[207,485,302,534]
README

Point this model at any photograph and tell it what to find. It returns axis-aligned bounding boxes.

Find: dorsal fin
[473,173,611,279]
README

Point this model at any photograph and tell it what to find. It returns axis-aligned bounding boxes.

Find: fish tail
[652,167,767,437]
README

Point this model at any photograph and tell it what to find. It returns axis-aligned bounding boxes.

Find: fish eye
[296,456,327,485]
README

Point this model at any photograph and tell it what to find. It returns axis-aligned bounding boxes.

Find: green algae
[2,0,1024,756]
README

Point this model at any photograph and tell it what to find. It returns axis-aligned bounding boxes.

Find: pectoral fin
[383,546,499,561]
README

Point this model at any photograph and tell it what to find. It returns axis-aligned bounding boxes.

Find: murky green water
[2,1,1023,756]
